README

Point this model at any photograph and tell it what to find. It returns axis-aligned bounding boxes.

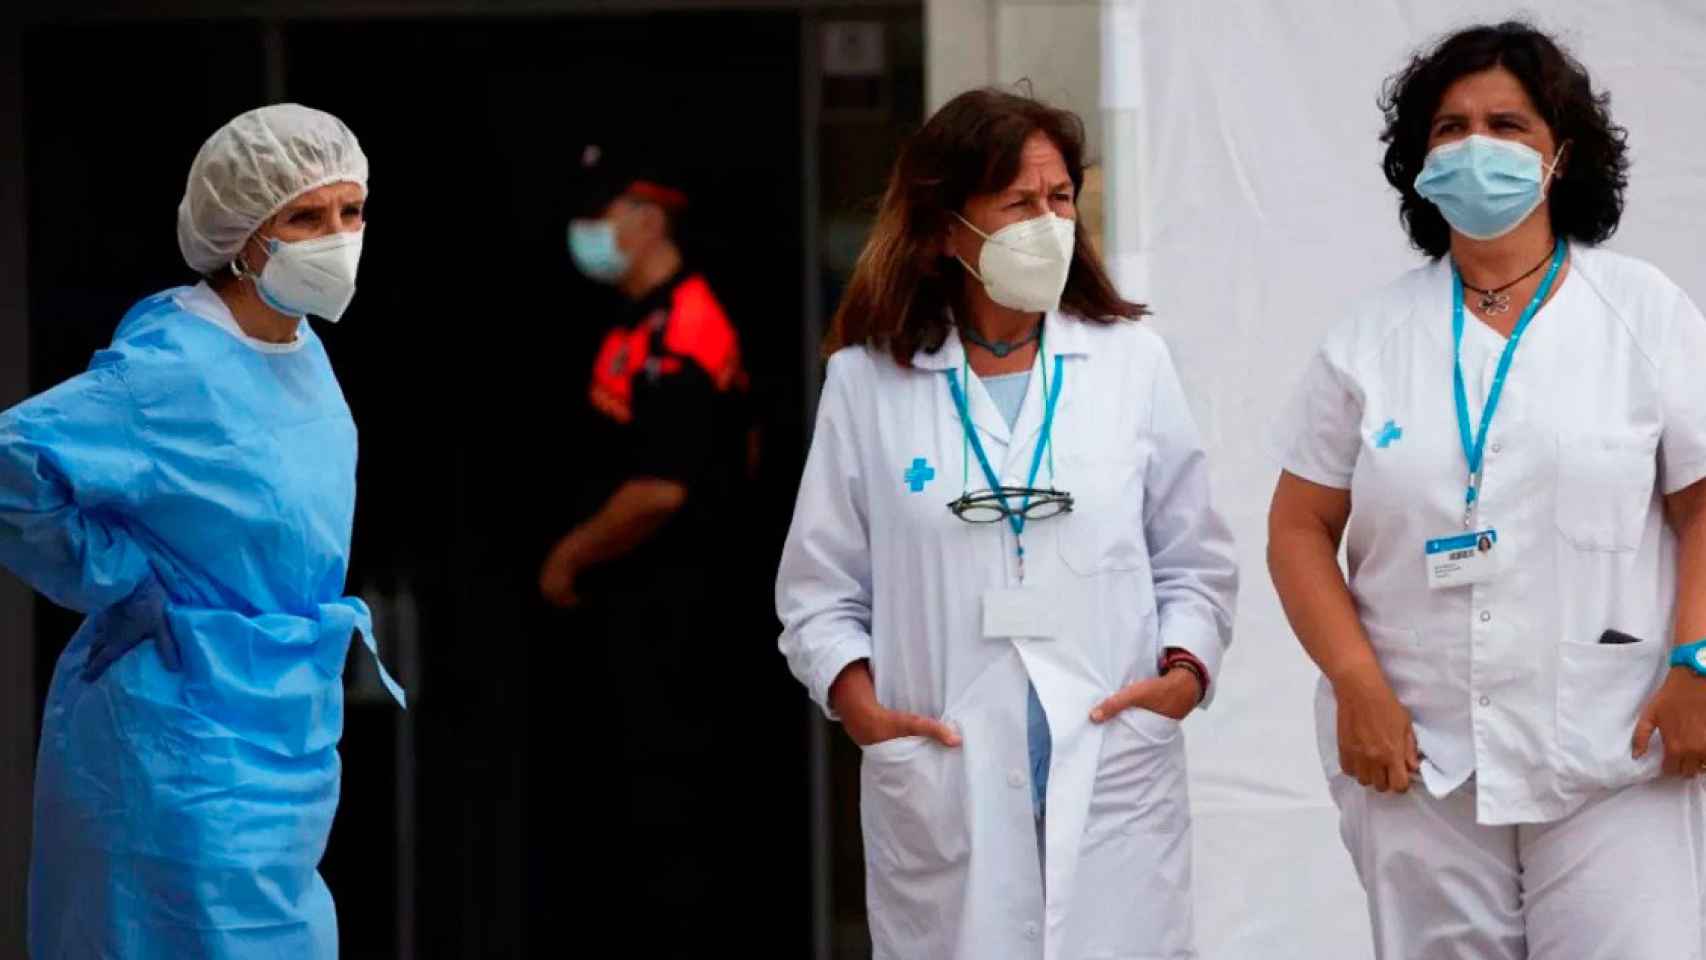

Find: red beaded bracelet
[1160,648,1210,704]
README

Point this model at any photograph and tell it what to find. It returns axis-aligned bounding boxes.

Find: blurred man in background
[535,146,759,942]
[543,148,752,611]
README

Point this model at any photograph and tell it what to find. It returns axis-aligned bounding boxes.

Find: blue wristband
[1667,638,1706,677]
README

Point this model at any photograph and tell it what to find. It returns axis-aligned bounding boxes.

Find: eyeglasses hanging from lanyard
[943,336,1072,581]
[1451,237,1567,528]
[947,487,1073,523]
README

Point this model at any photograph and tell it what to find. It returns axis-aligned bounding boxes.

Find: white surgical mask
[248,228,365,323]
[954,212,1076,313]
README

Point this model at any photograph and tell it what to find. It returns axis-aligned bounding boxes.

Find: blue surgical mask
[568,219,629,283]
[1414,135,1564,241]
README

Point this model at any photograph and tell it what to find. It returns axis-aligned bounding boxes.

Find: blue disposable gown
[0,285,404,958]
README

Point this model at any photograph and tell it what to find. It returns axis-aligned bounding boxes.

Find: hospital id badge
[983,587,1057,641]
[1424,529,1499,590]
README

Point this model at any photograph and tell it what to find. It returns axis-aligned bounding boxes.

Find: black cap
[571,142,691,220]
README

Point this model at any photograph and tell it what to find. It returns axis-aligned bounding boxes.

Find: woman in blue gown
[0,103,403,958]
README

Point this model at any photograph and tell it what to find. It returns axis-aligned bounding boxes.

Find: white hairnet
[177,103,369,275]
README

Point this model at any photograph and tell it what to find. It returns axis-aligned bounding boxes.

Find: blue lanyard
[1451,238,1566,527]
[944,351,1066,564]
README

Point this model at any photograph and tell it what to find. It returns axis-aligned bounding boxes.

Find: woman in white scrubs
[1269,22,1706,959]
[776,89,1237,959]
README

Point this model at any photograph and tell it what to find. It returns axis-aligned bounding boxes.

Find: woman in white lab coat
[1268,22,1706,959]
[776,88,1237,959]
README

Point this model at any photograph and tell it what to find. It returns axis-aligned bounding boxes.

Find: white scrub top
[778,312,1237,958]
[1279,244,1706,825]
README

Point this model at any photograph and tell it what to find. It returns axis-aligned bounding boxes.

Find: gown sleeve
[0,354,155,613]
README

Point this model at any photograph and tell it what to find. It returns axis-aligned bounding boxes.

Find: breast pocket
[1554,432,1657,552]
[1056,452,1147,576]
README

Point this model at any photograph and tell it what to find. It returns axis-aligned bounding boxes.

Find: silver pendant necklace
[1459,246,1556,316]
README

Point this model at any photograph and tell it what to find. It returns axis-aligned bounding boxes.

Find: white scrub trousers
[1331,774,1706,959]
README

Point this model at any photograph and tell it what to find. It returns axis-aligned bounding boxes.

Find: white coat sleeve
[1143,341,1238,706]
[1274,344,1363,490]
[776,352,874,720]
[1658,287,1706,495]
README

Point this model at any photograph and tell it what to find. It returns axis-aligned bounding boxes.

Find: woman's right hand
[82,575,181,682]
[829,660,962,748]
[1332,660,1421,793]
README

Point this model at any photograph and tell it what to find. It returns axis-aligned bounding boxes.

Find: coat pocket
[1555,639,1664,789]
[1554,432,1657,553]
[1069,707,1193,959]
[1056,452,1148,576]
[859,735,971,880]
[1092,707,1187,835]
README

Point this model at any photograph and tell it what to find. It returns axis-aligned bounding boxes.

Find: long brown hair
[826,88,1146,365]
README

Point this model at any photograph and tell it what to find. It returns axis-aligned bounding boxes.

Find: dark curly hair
[1379,21,1630,258]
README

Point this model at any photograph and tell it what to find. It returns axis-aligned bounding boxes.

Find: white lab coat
[777,312,1237,960]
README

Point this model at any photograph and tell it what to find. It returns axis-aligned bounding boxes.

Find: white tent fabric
[1098,3,1706,957]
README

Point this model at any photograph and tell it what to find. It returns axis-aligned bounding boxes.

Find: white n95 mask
[954,212,1076,313]
[253,228,364,323]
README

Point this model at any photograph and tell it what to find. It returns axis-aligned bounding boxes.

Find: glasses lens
[1024,499,1068,520]
[955,501,1008,523]
[1019,490,1073,520]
